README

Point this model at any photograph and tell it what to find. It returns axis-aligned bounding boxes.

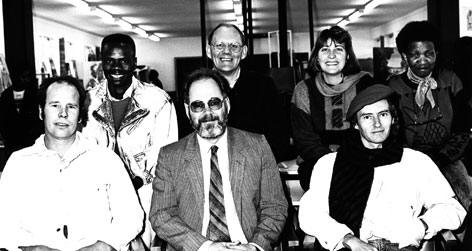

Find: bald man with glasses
[206,23,289,162]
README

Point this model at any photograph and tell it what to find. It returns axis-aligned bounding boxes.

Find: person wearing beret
[298,84,465,251]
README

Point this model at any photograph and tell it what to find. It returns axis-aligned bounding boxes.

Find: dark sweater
[387,70,469,167]
[0,85,43,158]
[291,73,374,190]
[227,69,289,162]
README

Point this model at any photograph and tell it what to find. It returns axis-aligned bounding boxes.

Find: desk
[278,159,304,206]
[278,159,307,249]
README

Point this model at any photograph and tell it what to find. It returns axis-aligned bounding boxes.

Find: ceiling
[33,0,426,40]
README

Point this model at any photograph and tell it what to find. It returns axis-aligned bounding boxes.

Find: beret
[346,84,394,120]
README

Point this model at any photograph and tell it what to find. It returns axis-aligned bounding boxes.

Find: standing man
[299,85,465,251]
[0,76,143,251]
[207,23,289,162]
[82,33,178,247]
[149,69,287,251]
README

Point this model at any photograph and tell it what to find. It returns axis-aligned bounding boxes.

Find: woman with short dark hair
[291,26,374,190]
[388,21,471,208]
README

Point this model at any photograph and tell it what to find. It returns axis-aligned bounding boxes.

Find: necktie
[207,145,231,242]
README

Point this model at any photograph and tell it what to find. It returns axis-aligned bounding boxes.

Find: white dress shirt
[0,133,144,251]
[197,131,263,250]
[197,131,248,241]
[299,148,466,251]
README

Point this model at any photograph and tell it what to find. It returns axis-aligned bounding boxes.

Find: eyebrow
[359,109,389,116]
[47,101,78,106]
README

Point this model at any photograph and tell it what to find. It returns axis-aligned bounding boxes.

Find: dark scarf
[328,130,403,237]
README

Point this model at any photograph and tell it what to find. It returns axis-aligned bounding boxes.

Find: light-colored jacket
[83,77,178,185]
[0,132,144,251]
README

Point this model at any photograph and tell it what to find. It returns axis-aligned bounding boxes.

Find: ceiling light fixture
[335,0,385,27]
[61,0,161,42]
[364,0,384,13]
[338,19,350,27]
[348,10,363,22]
[115,18,133,31]
[133,26,149,38]
[69,0,88,10]
[89,6,114,24]
[149,34,161,42]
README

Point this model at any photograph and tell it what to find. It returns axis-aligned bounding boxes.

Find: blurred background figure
[0,69,43,159]
[86,62,104,90]
[137,67,164,89]
[148,69,163,89]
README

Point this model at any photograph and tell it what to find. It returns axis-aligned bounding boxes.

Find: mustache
[198,113,219,123]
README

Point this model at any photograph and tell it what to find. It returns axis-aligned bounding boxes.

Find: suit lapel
[184,134,205,223]
[227,128,246,221]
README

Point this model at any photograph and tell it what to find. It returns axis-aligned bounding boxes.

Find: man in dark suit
[149,68,288,251]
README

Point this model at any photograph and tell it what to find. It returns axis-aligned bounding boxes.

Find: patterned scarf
[406,68,438,108]
[315,71,369,97]
[315,71,369,130]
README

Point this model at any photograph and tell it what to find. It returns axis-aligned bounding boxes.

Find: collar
[213,67,241,89]
[30,132,89,165]
[106,76,140,101]
[406,68,437,88]
[228,67,241,88]
[196,130,228,154]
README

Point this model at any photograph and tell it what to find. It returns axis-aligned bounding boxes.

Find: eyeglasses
[189,97,225,113]
[211,43,243,53]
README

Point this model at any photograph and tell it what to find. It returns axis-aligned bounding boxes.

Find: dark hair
[208,23,246,45]
[38,76,88,126]
[101,33,136,56]
[395,21,440,55]
[307,26,361,78]
[183,68,231,104]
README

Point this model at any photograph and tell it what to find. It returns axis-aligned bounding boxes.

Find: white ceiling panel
[33,0,427,39]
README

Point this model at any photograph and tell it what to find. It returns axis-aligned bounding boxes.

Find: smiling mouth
[111,74,124,79]
[325,62,338,66]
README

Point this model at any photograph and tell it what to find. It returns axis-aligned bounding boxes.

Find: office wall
[31,6,425,92]
[134,36,201,92]
[371,6,427,47]
[32,16,102,81]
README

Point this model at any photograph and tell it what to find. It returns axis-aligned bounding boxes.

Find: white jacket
[83,77,178,185]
